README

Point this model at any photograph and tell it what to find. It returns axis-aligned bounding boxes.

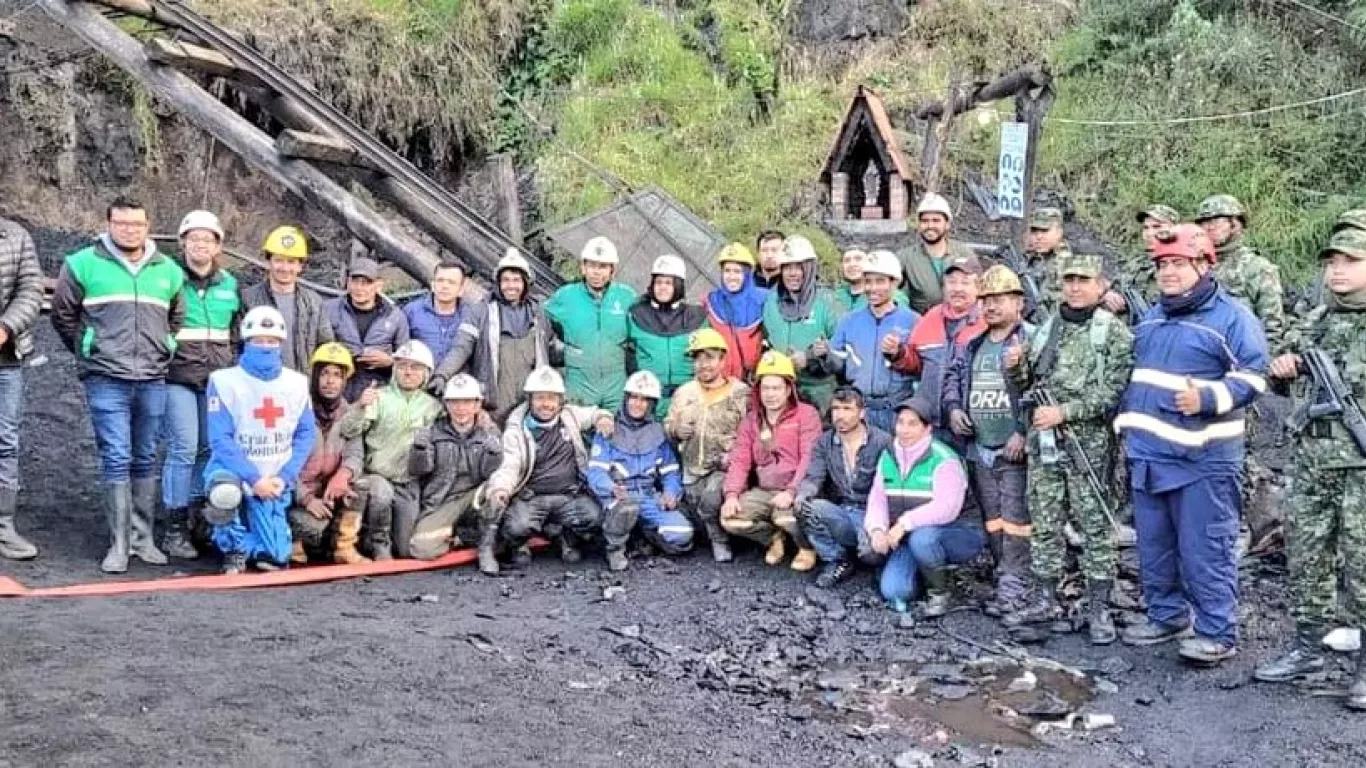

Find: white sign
[997,122,1029,219]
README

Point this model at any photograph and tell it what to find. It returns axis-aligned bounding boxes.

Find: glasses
[183,235,218,246]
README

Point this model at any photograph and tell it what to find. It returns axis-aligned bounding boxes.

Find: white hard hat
[240,306,287,341]
[177,210,223,240]
[524,366,566,395]
[581,236,619,265]
[916,193,953,221]
[862,250,903,280]
[651,254,687,280]
[779,235,818,265]
[393,340,435,370]
[498,248,531,276]
[443,373,483,400]
[623,370,663,400]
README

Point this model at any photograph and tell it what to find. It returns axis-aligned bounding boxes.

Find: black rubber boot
[1255,625,1327,683]
[814,560,852,589]
[476,522,500,576]
[1003,586,1059,628]
[702,517,732,563]
[561,532,584,564]
[1348,643,1366,712]
[1087,580,1117,645]
[100,482,132,574]
[160,507,199,560]
[920,568,952,618]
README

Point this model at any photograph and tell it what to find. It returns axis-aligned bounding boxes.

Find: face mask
[241,342,283,380]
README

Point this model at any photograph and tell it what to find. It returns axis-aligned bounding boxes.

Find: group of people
[0,185,1362,713]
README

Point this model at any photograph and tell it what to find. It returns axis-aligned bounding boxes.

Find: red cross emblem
[253,397,286,429]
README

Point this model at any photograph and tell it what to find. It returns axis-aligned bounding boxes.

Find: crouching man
[798,386,893,588]
[487,367,613,567]
[867,397,982,619]
[408,374,504,573]
[341,340,442,560]
[664,328,750,562]
[203,307,315,574]
[287,342,369,566]
[588,371,687,571]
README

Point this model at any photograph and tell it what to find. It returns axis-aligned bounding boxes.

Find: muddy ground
[0,239,1361,768]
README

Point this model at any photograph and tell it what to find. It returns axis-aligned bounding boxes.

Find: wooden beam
[912,63,1051,121]
[490,153,523,246]
[276,129,374,169]
[145,37,243,80]
[36,0,441,283]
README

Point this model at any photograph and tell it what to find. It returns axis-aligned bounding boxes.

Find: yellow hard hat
[755,351,796,380]
[309,342,354,377]
[686,328,729,356]
[717,242,756,268]
[979,265,1024,297]
[262,226,309,259]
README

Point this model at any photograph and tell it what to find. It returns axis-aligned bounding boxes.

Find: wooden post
[35,0,443,282]
[490,153,523,246]
[1012,80,1055,252]
[922,68,961,194]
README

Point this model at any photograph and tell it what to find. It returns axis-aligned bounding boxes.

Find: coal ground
[1,236,1363,767]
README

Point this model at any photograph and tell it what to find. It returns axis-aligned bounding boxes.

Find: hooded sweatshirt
[722,380,822,497]
[296,369,361,507]
[703,266,768,380]
[627,277,707,415]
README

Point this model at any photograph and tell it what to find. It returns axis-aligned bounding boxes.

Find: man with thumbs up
[1114,224,1268,665]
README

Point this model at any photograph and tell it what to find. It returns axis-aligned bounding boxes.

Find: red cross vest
[207,365,311,479]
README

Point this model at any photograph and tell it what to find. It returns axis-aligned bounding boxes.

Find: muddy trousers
[1133,468,1240,646]
[409,489,492,561]
[799,499,878,565]
[602,493,694,553]
[288,480,369,552]
[970,456,1031,602]
[681,472,729,546]
[207,473,292,565]
[365,476,419,558]
[501,491,604,547]
[718,488,809,548]
[879,523,987,604]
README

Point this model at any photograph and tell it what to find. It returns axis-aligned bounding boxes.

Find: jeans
[879,522,987,603]
[162,383,208,509]
[83,375,167,484]
[800,499,875,564]
[0,366,23,490]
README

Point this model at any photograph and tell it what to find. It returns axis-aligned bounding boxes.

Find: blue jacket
[325,296,410,399]
[587,431,683,503]
[404,294,479,372]
[825,305,920,400]
[1116,285,1268,479]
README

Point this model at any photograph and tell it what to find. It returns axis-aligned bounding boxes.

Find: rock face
[790,0,910,44]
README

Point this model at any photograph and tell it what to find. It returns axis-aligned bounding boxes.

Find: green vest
[878,439,961,516]
[179,269,240,341]
[627,318,697,417]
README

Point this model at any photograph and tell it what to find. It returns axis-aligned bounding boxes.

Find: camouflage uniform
[1024,207,1072,317]
[1116,204,1180,310]
[1011,256,1134,585]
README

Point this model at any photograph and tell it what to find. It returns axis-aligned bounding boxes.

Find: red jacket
[890,303,987,428]
[704,297,764,382]
[723,385,822,497]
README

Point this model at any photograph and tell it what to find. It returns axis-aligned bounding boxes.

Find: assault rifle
[1120,287,1150,326]
[1029,388,1120,532]
[1286,348,1366,457]
[994,244,1045,323]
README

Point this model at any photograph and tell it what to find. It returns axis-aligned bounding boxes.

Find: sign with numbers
[997,122,1029,219]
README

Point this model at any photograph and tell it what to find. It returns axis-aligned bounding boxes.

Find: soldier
[1115,224,1267,664]
[941,265,1032,618]
[1194,194,1286,553]
[1254,228,1366,711]
[664,328,750,562]
[1103,204,1179,321]
[897,193,980,315]
[1023,206,1073,317]
[1003,254,1134,645]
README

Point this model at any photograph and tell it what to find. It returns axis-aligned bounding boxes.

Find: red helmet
[1150,223,1216,265]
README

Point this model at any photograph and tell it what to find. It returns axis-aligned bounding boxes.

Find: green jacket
[896,238,978,315]
[761,288,840,400]
[340,383,441,483]
[168,265,241,391]
[627,299,706,416]
[1214,240,1285,353]
[545,281,637,405]
[50,238,186,381]
[1282,304,1366,470]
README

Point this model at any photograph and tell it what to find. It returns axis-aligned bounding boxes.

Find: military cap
[1060,253,1104,279]
[1194,194,1247,223]
[1136,204,1180,225]
[1030,207,1064,230]
[1332,209,1366,234]
[1321,228,1366,261]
